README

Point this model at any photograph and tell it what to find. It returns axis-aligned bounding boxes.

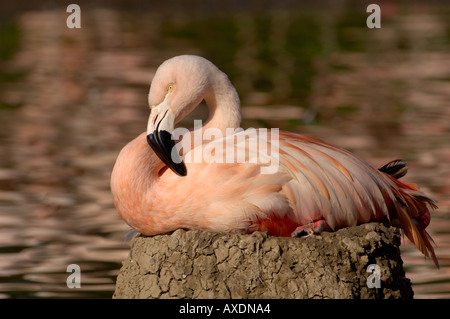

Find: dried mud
[113,222,413,299]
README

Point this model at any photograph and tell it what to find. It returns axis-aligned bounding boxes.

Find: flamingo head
[146,55,220,176]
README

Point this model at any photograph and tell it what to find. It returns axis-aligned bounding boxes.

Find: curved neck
[202,72,241,134]
[180,72,241,152]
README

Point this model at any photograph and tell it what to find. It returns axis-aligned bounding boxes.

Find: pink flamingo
[111,55,438,267]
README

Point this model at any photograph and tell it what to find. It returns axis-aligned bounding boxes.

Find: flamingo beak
[147,106,187,177]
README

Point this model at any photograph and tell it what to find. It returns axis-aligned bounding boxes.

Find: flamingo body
[111,55,438,267]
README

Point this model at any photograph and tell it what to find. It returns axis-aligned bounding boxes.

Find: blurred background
[0,0,449,298]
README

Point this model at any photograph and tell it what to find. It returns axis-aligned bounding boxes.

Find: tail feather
[379,159,408,179]
[396,204,439,268]
[379,160,438,265]
[421,229,439,268]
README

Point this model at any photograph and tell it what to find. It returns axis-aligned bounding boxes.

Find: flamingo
[110,55,438,267]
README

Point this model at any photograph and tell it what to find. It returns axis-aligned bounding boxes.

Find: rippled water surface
[0,1,449,298]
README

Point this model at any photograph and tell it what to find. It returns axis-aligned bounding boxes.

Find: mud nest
[113,222,413,299]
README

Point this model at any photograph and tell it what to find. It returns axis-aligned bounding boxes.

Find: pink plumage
[111,55,438,267]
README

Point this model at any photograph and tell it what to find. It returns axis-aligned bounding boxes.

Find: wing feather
[181,128,438,265]
[277,131,398,228]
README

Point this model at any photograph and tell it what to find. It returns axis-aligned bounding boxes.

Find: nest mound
[113,222,413,299]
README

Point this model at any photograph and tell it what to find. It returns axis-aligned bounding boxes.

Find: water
[0,1,449,298]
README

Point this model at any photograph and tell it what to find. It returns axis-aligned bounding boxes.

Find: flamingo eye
[167,83,175,92]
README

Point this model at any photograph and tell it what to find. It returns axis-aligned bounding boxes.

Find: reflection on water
[0,2,449,298]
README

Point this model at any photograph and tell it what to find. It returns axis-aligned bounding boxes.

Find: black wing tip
[379,159,408,179]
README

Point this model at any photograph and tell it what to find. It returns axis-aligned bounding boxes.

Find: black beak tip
[175,162,187,177]
[147,132,187,177]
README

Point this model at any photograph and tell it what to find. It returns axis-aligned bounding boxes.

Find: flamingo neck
[202,73,241,134]
[180,72,241,151]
